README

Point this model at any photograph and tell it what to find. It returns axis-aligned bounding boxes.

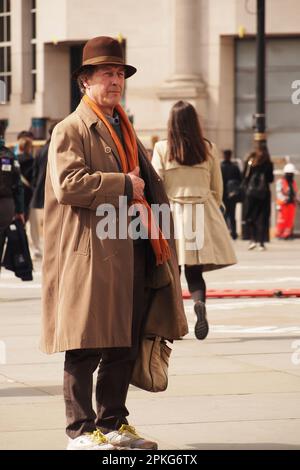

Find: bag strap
[21,174,32,189]
[244,159,253,180]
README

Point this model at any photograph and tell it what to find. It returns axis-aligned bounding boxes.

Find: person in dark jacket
[17,136,44,260]
[13,130,34,158]
[221,149,242,239]
[0,131,25,264]
[242,143,274,251]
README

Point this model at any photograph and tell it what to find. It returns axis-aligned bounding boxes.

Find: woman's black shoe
[194,301,209,340]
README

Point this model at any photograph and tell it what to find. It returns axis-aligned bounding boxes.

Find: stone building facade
[1,0,300,161]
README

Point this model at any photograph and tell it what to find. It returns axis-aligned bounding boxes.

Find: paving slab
[0,240,300,449]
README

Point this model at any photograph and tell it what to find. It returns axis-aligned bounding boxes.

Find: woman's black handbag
[246,173,267,200]
[241,159,267,201]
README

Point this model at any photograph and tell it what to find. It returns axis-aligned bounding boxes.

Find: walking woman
[152,101,237,340]
[242,143,274,251]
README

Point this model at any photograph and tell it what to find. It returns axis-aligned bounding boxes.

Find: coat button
[105,146,111,154]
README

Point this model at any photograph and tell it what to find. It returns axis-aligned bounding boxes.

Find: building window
[0,0,11,103]
[31,0,37,101]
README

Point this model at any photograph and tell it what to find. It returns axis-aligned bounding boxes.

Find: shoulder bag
[131,336,172,392]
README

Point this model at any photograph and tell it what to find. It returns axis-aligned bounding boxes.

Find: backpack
[0,146,19,198]
[1,219,33,281]
[246,172,267,200]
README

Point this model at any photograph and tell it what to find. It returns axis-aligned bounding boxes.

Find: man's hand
[128,166,145,200]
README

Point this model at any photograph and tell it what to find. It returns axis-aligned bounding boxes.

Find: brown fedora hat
[73,36,137,79]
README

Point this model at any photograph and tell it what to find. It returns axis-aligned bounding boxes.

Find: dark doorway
[70,44,84,112]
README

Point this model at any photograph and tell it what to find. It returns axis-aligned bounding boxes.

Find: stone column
[7,0,37,139]
[158,0,206,103]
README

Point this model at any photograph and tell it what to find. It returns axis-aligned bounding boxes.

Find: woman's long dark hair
[247,142,271,167]
[167,101,211,165]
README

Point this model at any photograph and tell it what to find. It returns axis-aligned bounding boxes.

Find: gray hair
[76,66,98,95]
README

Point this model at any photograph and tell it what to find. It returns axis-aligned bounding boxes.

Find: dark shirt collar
[105,112,120,126]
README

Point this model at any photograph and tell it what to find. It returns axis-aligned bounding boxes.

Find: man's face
[84,65,125,114]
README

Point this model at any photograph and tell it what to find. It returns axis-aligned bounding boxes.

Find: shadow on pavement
[0,385,62,397]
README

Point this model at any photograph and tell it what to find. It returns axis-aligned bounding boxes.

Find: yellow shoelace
[86,429,108,444]
[119,424,140,437]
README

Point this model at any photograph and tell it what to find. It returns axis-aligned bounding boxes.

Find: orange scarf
[83,95,171,265]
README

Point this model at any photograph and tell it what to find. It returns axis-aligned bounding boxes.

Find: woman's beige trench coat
[40,101,188,354]
[152,140,237,270]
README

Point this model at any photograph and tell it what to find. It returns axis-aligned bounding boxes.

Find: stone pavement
[0,239,300,450]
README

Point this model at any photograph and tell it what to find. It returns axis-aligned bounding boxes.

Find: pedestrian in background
[17,137,34,221]
[0,127,24,263]
[152,100,237,341]
[221,149,242,240]
[13,130,34,158]
[275,163,299,239]
[31,123,57,211]
[17,136,43,260]
[40,36,187,451]
[30,123,58,259]
[242,142,274,251]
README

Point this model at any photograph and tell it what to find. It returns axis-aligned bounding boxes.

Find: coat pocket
[73,208,90,256]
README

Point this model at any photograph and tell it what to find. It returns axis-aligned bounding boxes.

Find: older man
[40,36,187,450]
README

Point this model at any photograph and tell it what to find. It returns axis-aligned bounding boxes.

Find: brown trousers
[63,242,150,438]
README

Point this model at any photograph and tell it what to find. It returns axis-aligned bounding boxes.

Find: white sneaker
[66,430,115,450]
[248,242,257,250]
[103,424,158,450]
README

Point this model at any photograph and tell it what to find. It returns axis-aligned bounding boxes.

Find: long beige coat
[40,101,188,354]
[152,140,237,270]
